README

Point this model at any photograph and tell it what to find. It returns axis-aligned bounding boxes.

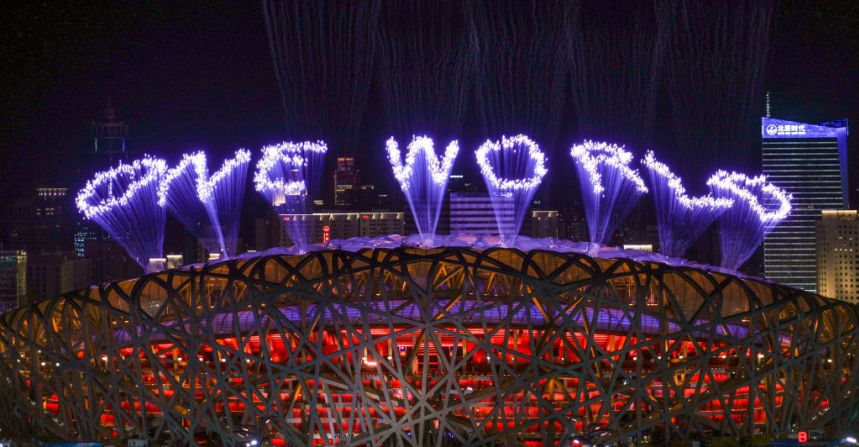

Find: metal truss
[0,247,857,446]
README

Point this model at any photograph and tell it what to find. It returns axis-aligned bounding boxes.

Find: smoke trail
[263,0,381,149]
[377,0,473,139]
[567,0,665,147]
[659,0,775,169]
[470,0,570,144]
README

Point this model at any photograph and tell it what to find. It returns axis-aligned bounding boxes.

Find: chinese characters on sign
[765,123,806,136]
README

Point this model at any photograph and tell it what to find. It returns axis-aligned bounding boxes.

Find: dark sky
[0,2,282,200]
[1,1,858,206]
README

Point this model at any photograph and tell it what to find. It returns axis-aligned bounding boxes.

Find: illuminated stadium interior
[0,245,856,445]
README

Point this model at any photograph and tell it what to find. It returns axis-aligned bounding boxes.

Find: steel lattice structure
[1,247,858,446]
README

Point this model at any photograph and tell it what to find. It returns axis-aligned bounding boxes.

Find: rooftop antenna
[765,91,771,118]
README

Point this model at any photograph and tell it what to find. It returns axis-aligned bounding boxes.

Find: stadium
[1,244,857,446]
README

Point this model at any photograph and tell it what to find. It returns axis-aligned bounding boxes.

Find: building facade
[449,192,514,235]
[1,187,75,254]
[333,157,360,208]
[817,210,859,303]
[527,210,560,238]
[84,239,141,285]
[762,117,849,292]
[278,212,405,246]
[25,252,92,305]
[0,250,26,313]
[89,100,129,160]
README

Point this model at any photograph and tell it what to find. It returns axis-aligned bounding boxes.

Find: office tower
[816,210,858,303]
[89,99,129,161]
[26,252,91,305]
[73,220,110,258]
[528,210,560,238]
[333,157,360,208]
[449,192,513,235]
[0,250,26,313]
[762,117,849,292]
[73,101,131,258]
[84,239,141,284]
[1,188,74,254]
[278,212,404,246]
[33,187,74,253]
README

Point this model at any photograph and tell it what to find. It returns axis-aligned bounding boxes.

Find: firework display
[570,141,649,245]
[475,134,547,245]
[642,151,733,257]
[76,156,168,268]
[386,136,459,247]
[255,141,328,253]
[158,149,250,258]
[707,170,792,270]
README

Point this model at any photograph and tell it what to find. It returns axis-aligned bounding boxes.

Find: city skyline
[1,2,857,210]
[1,2,859,445]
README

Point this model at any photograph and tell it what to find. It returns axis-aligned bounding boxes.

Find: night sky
[1,1,858,208]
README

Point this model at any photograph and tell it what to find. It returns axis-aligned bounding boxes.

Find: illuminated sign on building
[765,122,806,136]
[761,117,847,140]
[761,117,849,293]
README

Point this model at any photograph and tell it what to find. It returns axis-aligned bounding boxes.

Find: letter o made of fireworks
[77,155,168,219]
[475,134,547,192]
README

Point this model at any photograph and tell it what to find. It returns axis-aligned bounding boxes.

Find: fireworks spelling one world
[476,134,548,245]
[387,136,459,247]
[77,135,792,274]
[254,141,329,253]
[642,151,734,258]
[570,140,649,245]
[158,149,251,258]
[76,155,168,268]
[707,170,792,270]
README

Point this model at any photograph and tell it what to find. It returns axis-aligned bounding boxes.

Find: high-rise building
[255,213,282,252]
[0,250,26,313]
[816,210,859,303]
[89,99,129,161]
[449,192,513,235]
[278,212,405,246]
[1,187,74,254]
[74,220,110,258]
[85,239,141,284]
[762,117,849,292]
[333,157,360,208]
[33,187,74,252]
[71,101,131,258]
[527,210,560,238]
[558,206,588,242]
[26,252,92,304]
